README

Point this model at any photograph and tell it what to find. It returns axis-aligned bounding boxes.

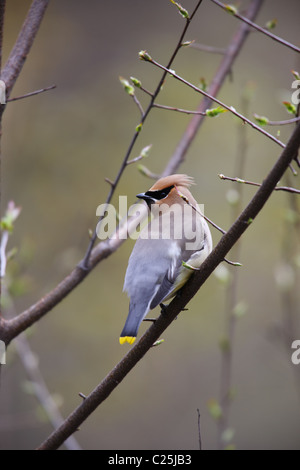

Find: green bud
[225,4,238,15]
[130,76,142,88]
[265,18,277,30]
[135,123,143,133]
[119,76,134,96]
[283,101,297,115]
[140,144,152,158]
[206,106,227,117]
[1,201,21,232]
[170,0,189,19]
[152,339,165,347]
[139,50,152,61]
[253,113,270,126]
[292,70,300,80]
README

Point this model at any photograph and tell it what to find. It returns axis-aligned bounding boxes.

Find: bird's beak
[136,192,156,206]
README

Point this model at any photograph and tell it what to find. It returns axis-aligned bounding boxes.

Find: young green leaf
[253,113,270,126]
[130,76,142,88]
[140,144,152,158]
[1,201,21,232]
[119,76,134,96]
[283,101,297,115]
[291,70,300,80]
[135,122,143,133]
[206,106,227,117]
[169,0,189,19]
[139,50,152,62]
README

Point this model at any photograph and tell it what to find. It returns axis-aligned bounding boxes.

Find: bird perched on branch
[120,174,212,345]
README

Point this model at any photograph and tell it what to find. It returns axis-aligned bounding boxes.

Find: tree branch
[210,0,300,53]
[162,0,264,176]
[0,0,49,99]
[37,122,300,450]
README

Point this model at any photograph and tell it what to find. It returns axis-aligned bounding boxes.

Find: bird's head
[136,174,195,208]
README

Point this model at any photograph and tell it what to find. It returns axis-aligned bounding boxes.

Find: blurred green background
[1,0,300,450]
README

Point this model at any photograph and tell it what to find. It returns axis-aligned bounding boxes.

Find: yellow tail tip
[119,336,136,345]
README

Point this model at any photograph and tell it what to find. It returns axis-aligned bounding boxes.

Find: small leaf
[130,76,142,88]
[1,201,21,232]
[265,18,277,30]
[253,113,270,126]
[152,339,165,347]
[225,4,238,15]
[140,144,152,158]
[283,101,296,115]
[206,106,227,117]
[139,50,152,61]
[119,76,134,96]
[169,0,189,19]
[291,70,300,80]
[135,123,143,133]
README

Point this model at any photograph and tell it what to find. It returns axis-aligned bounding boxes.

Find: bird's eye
[145,185,174,201]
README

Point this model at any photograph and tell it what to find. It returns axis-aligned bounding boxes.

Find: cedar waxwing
[120,174,213,345]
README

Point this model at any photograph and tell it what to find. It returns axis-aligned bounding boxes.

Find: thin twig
[153,103,206,115]
[265,117,300,126]
[219,173,300,194]
[210,0,300,53]
[7,84,56,102]
[162,0,264,176]
[197,409,202,450]
[0,0,50,101]
[146,58,286,149]
[191,42,226,54]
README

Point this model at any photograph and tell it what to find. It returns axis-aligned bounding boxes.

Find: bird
[119,174,213,345]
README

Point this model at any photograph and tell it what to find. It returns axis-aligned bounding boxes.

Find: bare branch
[219,173,300,194]
[147,58,286,149]
[162,0,264,176]
[153,103,206,115]
[0,0,50,99]
[210,0,300,53]
[190,42,226,54]
[7,85,56,102]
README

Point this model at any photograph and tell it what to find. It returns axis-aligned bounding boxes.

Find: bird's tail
[119,300,149,345]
